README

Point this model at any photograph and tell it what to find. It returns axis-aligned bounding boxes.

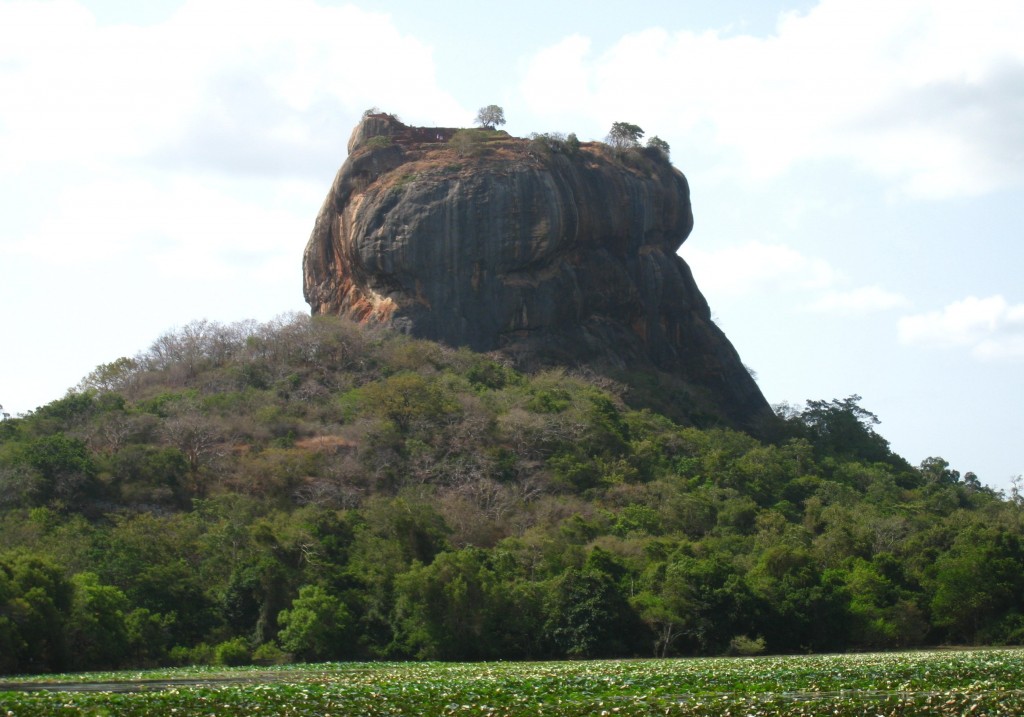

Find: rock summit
[304,114,772,430]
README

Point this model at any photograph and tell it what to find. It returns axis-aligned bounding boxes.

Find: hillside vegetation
[0,314,1021,673]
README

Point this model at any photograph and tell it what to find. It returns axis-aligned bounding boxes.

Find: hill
[0,314,1021,673]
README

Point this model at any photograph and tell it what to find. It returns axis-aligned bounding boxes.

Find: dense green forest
[1,314,1022,674]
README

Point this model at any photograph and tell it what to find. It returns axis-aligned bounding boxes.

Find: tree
[748,544,850,653]
[631,581,690,657]
[2,554,74,672]
[843,558,927,649]
[160,409,224,479]
[475,105,506,129]
[635,554,757,657]
[544,565,642,658]
[78,357,140,395]
[21,433,99,506]
[277,584,350,661]
[110,445,189,508]
[67,572,130,670]
[646,135,670,158]
[794,395,899,467]
[392,548,502,660]
[354,372,461,432]
[918,456,960,485]
[129,559,217,645]
[929,527,1024,644]
[606,121,644,149]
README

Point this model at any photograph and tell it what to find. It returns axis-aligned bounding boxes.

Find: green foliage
[544,558,644,658]
[124,607,175,664]
[78,357,140,394]
[786,395,905,470]
[463,355,521,390]
[0,553,73,672]
[475,104,506,129]
[449,129,489,157]
[6,651,1024,712]
[66,572,130,669]
[361,496,451,565]
[607,121,645,149]
[16,433,98,507]
[277,584,350,661]
[169,641,214,666]
[729,633,767,655]
[251,640,288,665]
[844,556,928,648]
[213,636,252,666]
[612,504,662,536]
[0,314,1018,673]
[352,372,461,431]
[527,131,580,157]
[929,526,1024,644]
[526,388,570,413]
[393,548,508,659]
[109,445,189,507]
[4,651,1024,714]
[646,135,670,158]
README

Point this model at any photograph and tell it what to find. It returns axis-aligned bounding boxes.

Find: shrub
[728,634,767,656]
[528,132,580,157]
[214,637,252,666]
[169,642,214,666]
[646,135,670,159]
[450,129,489,157]
[252,641,290,665]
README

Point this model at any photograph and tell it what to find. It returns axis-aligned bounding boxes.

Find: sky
[1,0,1022,491]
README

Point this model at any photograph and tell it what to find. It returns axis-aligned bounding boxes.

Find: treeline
[1,315,1022,674]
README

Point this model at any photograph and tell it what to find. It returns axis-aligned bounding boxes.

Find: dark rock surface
[304,115,772,431]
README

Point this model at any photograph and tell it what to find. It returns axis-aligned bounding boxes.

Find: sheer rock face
[304,115,772,430]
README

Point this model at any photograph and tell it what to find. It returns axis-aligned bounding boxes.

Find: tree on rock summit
[475,105,506,130]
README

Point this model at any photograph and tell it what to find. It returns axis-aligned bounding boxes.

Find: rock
[304,115,772,432]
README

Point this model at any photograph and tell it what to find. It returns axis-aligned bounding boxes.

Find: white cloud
[682,240,839,298]
[807,286,910,315]
[518,0,1024,199]
[0,0,467,177]
[519,34,595,126]
[3,171,318,279]
[683,242,911,317]
[0,0,471,308]
[898,295,1024,359]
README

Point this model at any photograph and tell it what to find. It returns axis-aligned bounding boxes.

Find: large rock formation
[304,114,772,431]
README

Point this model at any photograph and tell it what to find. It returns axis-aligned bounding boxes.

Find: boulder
[304,115,772,431]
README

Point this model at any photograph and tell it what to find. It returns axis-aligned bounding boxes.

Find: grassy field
[1,649,1022,715]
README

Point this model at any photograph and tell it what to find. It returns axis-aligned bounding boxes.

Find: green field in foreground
[2,649,1023,716]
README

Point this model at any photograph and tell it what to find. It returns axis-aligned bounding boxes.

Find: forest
[1,314,1022,674]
